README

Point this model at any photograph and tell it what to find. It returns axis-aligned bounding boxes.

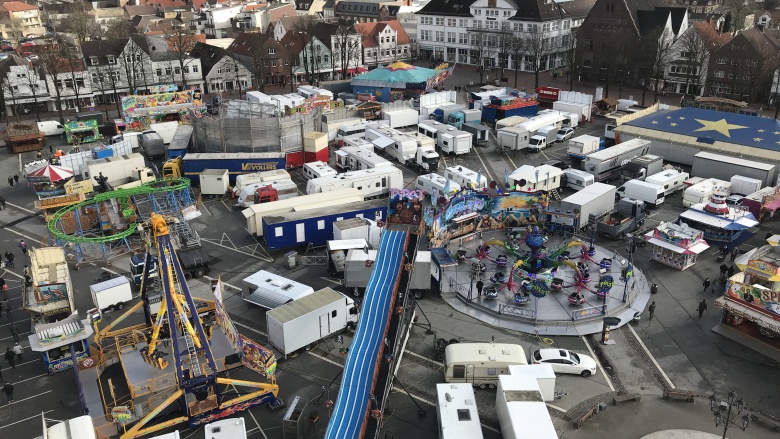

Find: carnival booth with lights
[679,186,758,248]
[643,222,709,271]
[28,312,92,374]
[351,62,453,102]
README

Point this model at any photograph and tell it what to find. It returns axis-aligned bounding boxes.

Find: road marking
[6,202,35,214]
[470,141,495,182]
[404,349,442,367]
[626,324,675,389]
[12,373,47,385]
[0,410,54,429]
[202,275,241,291]
[306,351,344,368]
[0,390,52,408]
[245,404,268,439]
[581,336,615,392]
[2,270,22,279]
[0,332,31,342]
[394,390,501,434]
[232,320,266,337]
[546,403,566,413]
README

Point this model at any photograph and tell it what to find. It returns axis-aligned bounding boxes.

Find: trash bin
[284,251,297,269]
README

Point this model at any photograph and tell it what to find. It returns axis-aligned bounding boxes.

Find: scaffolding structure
[191,99,321,153]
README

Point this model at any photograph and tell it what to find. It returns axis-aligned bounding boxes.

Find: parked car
[543,159,570,170]
[531,348,598,377]
[556,127,575,142]
[726,195,743,206]
[0,44,13,51]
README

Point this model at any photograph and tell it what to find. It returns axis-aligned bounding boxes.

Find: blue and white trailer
[180,152,287,182]
[261,199,387,250]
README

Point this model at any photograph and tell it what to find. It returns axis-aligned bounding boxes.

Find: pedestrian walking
[6,176,12,188]
[12,343,21,361]
[4,252,13,268]
[48,144,53,155]
[18,240,26,256]
[730,247,739,262]
[4,348,14,369]
[0,196,5,209]
[698,299,708,319]
[36,150,42,160]
[703,278,711,293]
[23,265,31,286]
[648,301,656,321]
[476,280,484,297]
[2,382,14,403]
[10,324,18,343]
[728,266,735,278]
[13,175,19,186]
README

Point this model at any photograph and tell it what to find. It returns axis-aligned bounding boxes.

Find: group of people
[6,175,19,187]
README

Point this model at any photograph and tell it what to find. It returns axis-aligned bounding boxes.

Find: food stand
[65,120,102,145]
[121,90,198,130]
[27,312,93,374]
[4,123,45,153]
[643,222,709,270]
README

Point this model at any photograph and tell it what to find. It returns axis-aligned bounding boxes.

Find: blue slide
[325,229,407,439]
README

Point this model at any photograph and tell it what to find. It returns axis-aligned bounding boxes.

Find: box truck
[90,276,133,312]
[447,109,482,129]
[617,179,665,207]
[381,101,419,128]
[527,125,557,152]
[621,154,663,183]
[266,287,359,357]
[567,135,601,160]
[139,131,166,159]
[730,175,763,196]
[582,138,651,182]
[438,128,472,156]
[557,182,617,229]
[497,126,530,151]
[691,151,776,187]
[645,169,689,196]
[596,197,647,239]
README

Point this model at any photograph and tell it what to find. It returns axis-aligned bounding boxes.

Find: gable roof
[190,41,229,74]
[279,32,311,55]
[80,39,129,66]
[0,1,38,13]
[355,20,410,47]
[124,5,158,17]
[740,26,780,52]
[415,0,473,17]
[312,21,339,44]
[511,0,597,22]
[691,20,732,51]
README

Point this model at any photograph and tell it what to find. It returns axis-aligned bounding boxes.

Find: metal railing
[499,303,536,319]
[571,304,607,321]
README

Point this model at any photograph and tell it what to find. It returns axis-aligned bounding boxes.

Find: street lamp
[709,391,751,439]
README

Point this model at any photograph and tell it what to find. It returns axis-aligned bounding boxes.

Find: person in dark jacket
[703,278,711,293]
[2,381,14,403]
[476,280,484,297]
[698,300,708,319]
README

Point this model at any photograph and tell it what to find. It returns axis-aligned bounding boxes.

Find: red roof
[244,3,267,11]
[1,1,38,12]
[354,20,410,48]
[692,20,732,50]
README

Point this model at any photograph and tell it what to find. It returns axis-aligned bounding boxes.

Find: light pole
[709,391,751,439]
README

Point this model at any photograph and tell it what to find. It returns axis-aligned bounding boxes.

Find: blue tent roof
[623,107,780,151]
[351,62,437,88]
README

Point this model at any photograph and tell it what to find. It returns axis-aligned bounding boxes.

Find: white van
[562,168,594,191]
[444,342,528,388]
[617,179,665,207]
[303,161,338,180]
[444,165,487,190]
[112,131,143,150]
[37,120,65,136]
[415,173,461,200]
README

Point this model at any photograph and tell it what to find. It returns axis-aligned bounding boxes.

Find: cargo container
[306,166,402,199]
[437,128,472,156]
[691,152,776,187]
[617,179,665,207]
[89,276,133,313]
[163,152,287,182]
[582,138,651,182]
[296,85,334,100]
[645,169,689,196]
[267,287,358,357]
[621,154,663,183]
[730,175,763,196]
[243,188,365,236]
[497,126,530,151]
[460,122,489,146]
[242,270,315,309]
[199,169,229,196]
[333,217,380,246]
[303,131,328,163]
[381,103,418,128]
[553,100,591,123]
[261,200,387,249]
[567,134,601,160]
[85,153,146,187]
[246,91,305,112]
[557,182,617,229]
[166,124,192,159]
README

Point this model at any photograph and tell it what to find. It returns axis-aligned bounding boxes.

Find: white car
[556,127,574,142]
[531,348,598,377]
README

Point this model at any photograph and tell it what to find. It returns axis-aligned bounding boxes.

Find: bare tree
[470,32,498,84]
[104,19,134,40]
[93,63,123,118]
[6,19,25,46]
[63,49,88,112]
[497,32,512,83]
[164,26,198,87]
[640,29,675,104]
[1,76,21,122]
[678,29,709,97]
[19,64,44,122]
[291,16,321,85]
[122,41,152,94]
[333,18,358,79]
[722,0,751,35]
[561,29,577,91]
[59,3,101,42]
[520,28,553,89]
[38,47,70,123]
[509,32,525,87]
[249,34,272,91]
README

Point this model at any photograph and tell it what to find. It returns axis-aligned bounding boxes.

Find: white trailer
[562,168,595,191]
[567,134,600,159]
[683,178,730,207]
[508,165,562,191]
[149,121,178,144]
[438,128,472,156]
[617,179,665,207]
[302,161,338,180]
[334,145,392,171]
[235,178,298,207]
[45,416,97,439]
[645,169,689,196]
[204,418,247,439]
[538,109,579,128]
[552,101,590,124]
[558,182,617,228]
[85,153,146,186]
[436,383,485,439]
[445,165,487,190]
[333,217,379,243]
[409,250,431,299]
[691,151,776,187]
[242,270,315,309]
[582,138,651,182]
[90,276,133,313]
[444,343,528,386]
[199,169,229,196]
[305,166,403,199]
[417,120,444,142]
[233,169,291,195]
[296,85,333,100]
[496,375,558,439]
[344,249,379,291]
[495,116,528,130]
[515,112,566,134]
[246,91,305,113]
[416,173,461,200]
[381,101,418,128]
[497,126,530,151]
[730,175,763,197]
[419,90,457,117]
[266,287,358,357]
[323,117,365,142]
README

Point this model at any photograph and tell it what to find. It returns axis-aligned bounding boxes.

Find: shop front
[643,222,709,271]
[27,313,94,374]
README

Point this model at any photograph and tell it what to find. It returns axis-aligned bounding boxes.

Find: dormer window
[107,55,117,64]
[90,56,99,65]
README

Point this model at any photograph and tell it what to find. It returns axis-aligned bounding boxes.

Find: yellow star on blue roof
[651,120,658,125]
[671,123,678,127]
[694,118,748,138]
[679,117,685,120]
[758,129,765,133]
[754,137,763,142]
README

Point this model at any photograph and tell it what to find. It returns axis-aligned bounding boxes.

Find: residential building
[232,2,296,33]
[323,0,336,19]
[203,3,244,38]
[755,8,780,35]
[123,5,158,20]
[706,27,780,102]
[273,15,304,41]
[227,31,291,88]
[294,0,326,16]
[356,20,412,66]
[0,54,49,117]
[314,20,363,78]
[663,19,731,96]
[0,2,45,40]
[81,39,132,107]
[575,0,689,91]
[416,0,593,71]
[190,42,252,94]
[336,0,405,23]
[279,31,332,84]
[46,57,95,112]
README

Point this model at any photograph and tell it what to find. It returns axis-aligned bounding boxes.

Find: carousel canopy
[25,164,74,183]
[351,61,437,89]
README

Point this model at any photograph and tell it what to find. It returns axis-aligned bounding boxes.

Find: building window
[435,31,444,42]
[447,32,456,43]
[435,17,444,26]
[272,60,277,67]
[716,57,725,64]
[447,18,456,27]
[420,29,430,41]
[552,21,559,31]
[175,67,181,75]
[680,51,691,59]
[165,68,172,76]
[713,70,724,78]
[107,55,116,64]
[606,3,615,12]
[156,68,162,76]
[193,65,198,73]
[268,48,276,54]
[459,19,468,27]
[90,57,99,66]
[459,33,468,44]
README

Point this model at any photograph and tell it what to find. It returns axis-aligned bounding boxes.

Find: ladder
[183,333,202,377]
[550,188,561,201]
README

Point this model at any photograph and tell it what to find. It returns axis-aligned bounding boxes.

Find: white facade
[330,33,364,74]
[360,22,411,66]
[204,4,244,38]
[204,54,252,93]
[1,61,49,115]
[663,25,707,96]
[416,0,584,71]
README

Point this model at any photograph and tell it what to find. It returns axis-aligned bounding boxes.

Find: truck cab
[527,125,557,152]
[162,156,183,178]
[414,147,440,173]
[596,197,646,239]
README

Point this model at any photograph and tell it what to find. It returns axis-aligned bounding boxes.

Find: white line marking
[232,320,266,337]
[546,403,567,413]
[0,410,54,429]
[245,406,268,439]
[404,350,442,367]
[581,335,615,392]
[6,202,35,214]
[306,351,344,368]
[12,373,48,385]
[0,390,52,408]
[626,324,675,389]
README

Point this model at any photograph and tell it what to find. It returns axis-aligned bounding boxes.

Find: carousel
[24,162,75,198]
